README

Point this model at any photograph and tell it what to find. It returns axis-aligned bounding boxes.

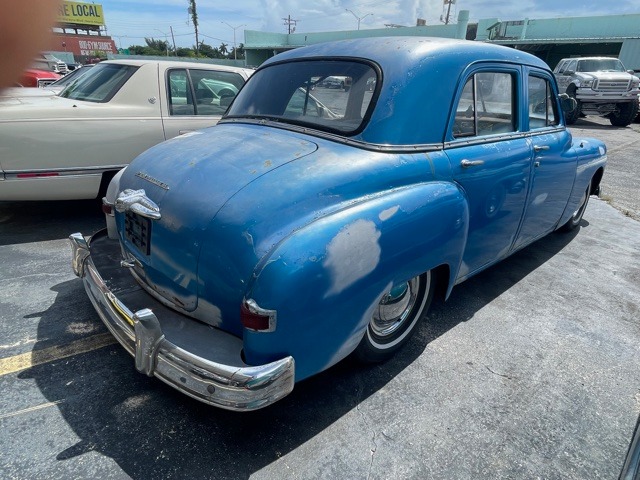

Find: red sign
[52,34,116,57]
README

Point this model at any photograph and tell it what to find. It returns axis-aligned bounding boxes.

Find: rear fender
[243,181,468,381]
[557,138,606,227]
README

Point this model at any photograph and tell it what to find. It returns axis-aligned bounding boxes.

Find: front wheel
[558,181,591,232]
[354,271,435,363]
[609,100,639,127]
[564,88,581,125]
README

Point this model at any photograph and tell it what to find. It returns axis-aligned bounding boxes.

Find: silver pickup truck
[553,57,640,126]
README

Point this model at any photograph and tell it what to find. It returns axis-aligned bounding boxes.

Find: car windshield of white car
[225,60,378,135]
[576,59,625,73]
[59,63,138,103]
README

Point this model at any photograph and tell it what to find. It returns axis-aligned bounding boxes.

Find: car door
[161,68,247,138]
[445,67,533,281]
[512,70,576,249]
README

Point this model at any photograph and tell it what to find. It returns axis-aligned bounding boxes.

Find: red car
[17,69,61,88]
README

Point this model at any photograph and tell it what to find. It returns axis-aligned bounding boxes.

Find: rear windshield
[59,63,138,102]
[225,60,378,135]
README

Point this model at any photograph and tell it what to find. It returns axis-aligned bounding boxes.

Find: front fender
[243,181,468,381]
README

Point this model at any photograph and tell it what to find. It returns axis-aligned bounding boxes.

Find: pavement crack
[354,378,378,480]
[485,365,516,379]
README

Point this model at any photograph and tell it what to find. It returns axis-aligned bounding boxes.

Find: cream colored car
[0,59,252,200]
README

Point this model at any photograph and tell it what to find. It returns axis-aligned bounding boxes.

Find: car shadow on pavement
[568,118,633,130]
[17,225,581,479]
[0,200,104,246]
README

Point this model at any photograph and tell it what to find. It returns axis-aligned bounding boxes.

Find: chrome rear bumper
[69,230,294,411]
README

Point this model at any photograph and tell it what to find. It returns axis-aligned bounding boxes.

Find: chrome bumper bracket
[68,230,295,411]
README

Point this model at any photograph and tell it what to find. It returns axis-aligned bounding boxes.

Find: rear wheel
[354,271,435,363]
[609,100,639,127]
[559,181,591,232]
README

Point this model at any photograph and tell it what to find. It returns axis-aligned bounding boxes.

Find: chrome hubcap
[572,189,588,218]
[371,277,420,337]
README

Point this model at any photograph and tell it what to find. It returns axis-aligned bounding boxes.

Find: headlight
[630,79,639,90]
[580,79,594,88]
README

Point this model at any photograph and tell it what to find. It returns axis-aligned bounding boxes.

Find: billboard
[57,1,105,26]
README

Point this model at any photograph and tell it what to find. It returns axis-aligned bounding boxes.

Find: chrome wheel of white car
[355,271,435,363]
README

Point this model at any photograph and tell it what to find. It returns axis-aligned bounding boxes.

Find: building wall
[244,11,640,70]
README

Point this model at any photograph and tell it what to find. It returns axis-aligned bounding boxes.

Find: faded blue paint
[114,37,606,382]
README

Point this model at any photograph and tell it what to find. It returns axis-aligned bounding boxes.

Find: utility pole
[170,26,177,53]
[441,0,455,25]
[282,15,299,34]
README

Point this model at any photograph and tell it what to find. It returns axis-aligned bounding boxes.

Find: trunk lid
[117,124,318,317]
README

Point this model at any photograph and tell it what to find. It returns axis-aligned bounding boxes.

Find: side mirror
[563,70,575,76]
[558,93,577,113]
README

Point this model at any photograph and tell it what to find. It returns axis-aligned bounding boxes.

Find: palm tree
[219,43,228,57]
[188,0,199,55]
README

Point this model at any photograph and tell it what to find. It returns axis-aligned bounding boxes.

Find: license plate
[124,211,151,255]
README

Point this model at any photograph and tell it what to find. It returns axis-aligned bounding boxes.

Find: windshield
[577,59,625,73]
[59,63,138,102]
[52,66,93,88]
[226,60,378,135]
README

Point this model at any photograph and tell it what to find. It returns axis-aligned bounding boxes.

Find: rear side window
[168,68,246,116]
[453,72,516,138]
[528,75,559,129]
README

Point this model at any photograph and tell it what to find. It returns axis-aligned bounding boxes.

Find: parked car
[15,68,61,88]
[1,65,95,98]
[70,37,607,411]
[553,56,640,126]
[33,53,68,75]
[0,59,253,200]
[319,75,352,90]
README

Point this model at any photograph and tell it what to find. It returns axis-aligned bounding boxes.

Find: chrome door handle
[533,145,550,152]
[534,161,541,168]
[460,159,485,168]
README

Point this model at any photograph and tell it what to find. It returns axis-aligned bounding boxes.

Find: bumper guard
[69,230,294,411]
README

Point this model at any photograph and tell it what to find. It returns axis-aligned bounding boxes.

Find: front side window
[528,75,559,129]
[453,71,516,138]
[59,63,138,103]
[225,60,378,135]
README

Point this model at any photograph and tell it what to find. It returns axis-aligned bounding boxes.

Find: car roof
[261,37,553,146]
[100,59,252,75]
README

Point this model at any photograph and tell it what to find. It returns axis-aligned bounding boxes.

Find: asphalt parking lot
[0,116,639,479]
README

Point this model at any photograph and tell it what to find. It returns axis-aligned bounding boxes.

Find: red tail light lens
[241,299,277,332]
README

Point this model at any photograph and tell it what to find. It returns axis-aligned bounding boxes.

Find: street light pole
[222,22,246,60]
[345,9,372,30]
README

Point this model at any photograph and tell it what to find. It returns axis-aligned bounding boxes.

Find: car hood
[576,71,636,81]
[116,125,319,322]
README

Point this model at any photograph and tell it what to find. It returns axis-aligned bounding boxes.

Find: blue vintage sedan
[70,37,607,411]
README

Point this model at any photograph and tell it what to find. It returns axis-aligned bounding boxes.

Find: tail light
[241,299,277,332]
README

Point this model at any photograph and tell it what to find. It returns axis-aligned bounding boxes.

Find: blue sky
[96,0,639,49]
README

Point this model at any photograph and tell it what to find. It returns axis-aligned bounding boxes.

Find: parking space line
[0,400,65,420]
[0,333,116,377]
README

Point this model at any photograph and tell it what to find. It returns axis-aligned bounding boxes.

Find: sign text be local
[57,1,105,26]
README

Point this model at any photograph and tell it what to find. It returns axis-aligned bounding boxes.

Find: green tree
[144,37,170,55]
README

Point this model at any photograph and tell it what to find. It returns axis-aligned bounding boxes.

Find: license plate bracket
[124,211,151,255]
